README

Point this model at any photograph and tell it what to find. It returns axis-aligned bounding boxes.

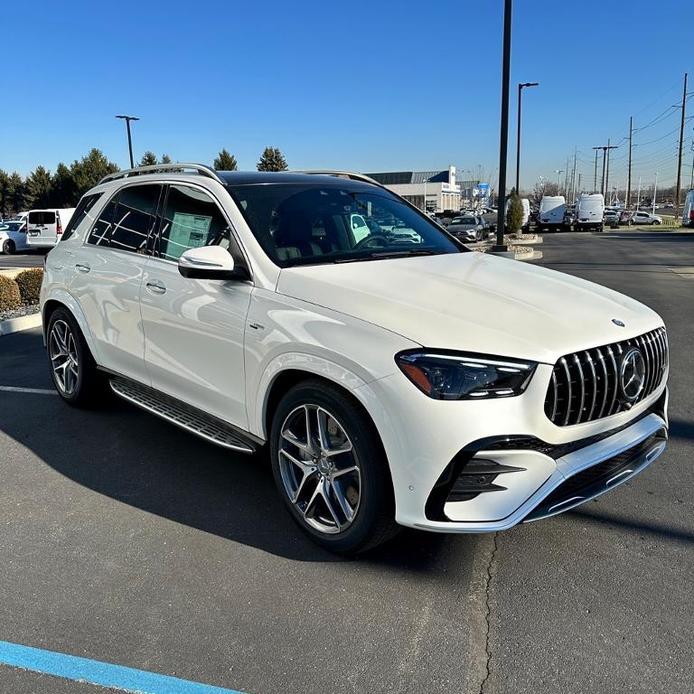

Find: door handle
[75,263,91,273]
[146,280,167,295]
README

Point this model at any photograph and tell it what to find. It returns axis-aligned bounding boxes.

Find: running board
[110,377,257,454]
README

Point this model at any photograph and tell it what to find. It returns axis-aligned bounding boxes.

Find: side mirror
[178,245,249,281]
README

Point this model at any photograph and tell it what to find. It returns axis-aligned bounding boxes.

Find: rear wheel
[2,239,15,255]
[270,380,398,554]
[46,308,108,407]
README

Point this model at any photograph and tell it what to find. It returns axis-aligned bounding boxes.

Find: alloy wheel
[278,404,361,534]
[49,319,80,395]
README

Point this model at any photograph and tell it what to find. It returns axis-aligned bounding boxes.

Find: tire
[46,307,108,407]
[654,220,661,225]
[2,239,15,255]
[270,379,399,554]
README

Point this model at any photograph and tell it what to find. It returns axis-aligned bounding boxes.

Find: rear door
[27,210,57,246]
[140,182,252,428]
[69,184,163,383]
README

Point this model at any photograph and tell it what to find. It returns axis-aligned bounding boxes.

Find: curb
[0,312,42,337]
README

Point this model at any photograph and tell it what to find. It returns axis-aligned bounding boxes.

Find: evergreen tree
[51,162,78,208]
[140,151,158,167]
[257,146,288,172]
[0,169,10,217]
[71,149,119,198]
[25,166,53,209]
[6,173,26,214]
[506,188,524,235]
[213,148,238,171]
[161,154,172,164]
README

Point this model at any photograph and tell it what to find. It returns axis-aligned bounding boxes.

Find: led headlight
[396,351,536,400]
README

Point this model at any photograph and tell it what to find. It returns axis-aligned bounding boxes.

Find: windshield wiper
[335,249,436,263]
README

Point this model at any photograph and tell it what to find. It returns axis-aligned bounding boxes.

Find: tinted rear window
[29,211,56,225]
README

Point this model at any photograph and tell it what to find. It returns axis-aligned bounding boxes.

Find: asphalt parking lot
[0,250,44,269]
[1,230,693,694]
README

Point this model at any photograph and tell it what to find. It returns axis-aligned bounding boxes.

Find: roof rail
[99,162,225,186]
[295,170,382,187]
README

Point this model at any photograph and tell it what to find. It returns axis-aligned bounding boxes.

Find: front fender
[251,352,370,439]
[42,288,101,364]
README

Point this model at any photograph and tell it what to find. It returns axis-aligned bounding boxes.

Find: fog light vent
[447,459,524,502]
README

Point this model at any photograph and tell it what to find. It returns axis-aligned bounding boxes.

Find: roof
[365,170,452,185]
[217,171,374,188]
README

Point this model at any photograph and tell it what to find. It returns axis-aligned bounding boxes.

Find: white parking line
[0,386,57,395]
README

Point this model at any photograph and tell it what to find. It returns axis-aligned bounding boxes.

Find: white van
[26,208,76,248]
[683,190,694,227]
[575,193,604,232]
[538,195,566,232]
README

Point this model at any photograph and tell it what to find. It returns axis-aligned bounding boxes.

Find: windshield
[226,182,463,267]
[451,216,476,225]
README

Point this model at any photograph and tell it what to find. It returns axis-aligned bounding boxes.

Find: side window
[86,185,161,253]
[158,184,231,262]
[88,194,118,246]
[61,193,102,241]
[110,184,162,254]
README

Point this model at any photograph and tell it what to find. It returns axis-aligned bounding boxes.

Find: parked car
[479,207,498,233]
[604,209,620,228]
[683,190,694,227]
[575,193,605,232]
[40,164,669,553]
[0,219,29,254]
[26,208,76,248]
[538,195,567,232]
[447,214,485,242]
[632,210,663,226]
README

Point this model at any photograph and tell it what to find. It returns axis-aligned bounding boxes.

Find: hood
[276,252,662,364]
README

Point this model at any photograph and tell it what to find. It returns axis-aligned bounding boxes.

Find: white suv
[41,164,669,553]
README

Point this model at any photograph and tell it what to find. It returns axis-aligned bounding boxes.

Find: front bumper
[414,408,667,532]
[355,360,668,534]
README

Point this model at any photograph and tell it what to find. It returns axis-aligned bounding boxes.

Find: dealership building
[365,166,481,213]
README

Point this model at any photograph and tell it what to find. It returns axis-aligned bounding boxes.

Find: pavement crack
[478,532,498,694]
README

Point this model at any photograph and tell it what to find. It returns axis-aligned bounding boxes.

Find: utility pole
[627,116,633,208]
[577,173,582,196]
[675,72,688,218]
[592,147,600,191]
[605,138,612,201]
[653,172,658,214]
[494,0,513,251]
[515,81,539,193]
[115,115,140,168]
[636,177,642,212]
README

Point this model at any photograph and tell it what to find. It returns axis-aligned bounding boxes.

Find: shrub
[506,190,524,235]
[15,268,44,304]
[0,275,22,312]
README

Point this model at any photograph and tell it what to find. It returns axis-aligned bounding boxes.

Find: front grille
[544,327,668,426]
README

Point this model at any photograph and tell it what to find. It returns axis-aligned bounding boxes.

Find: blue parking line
[0,640,245,694]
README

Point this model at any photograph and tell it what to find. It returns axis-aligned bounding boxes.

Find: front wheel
[2,239,15,255]
[46,308,108,407]
[270,380,398,554]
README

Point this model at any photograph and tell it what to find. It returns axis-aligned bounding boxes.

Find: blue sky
[1,0,692,190]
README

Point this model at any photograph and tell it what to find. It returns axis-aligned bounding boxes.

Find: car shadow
[0,387,473,568]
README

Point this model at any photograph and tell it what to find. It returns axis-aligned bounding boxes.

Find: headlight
[395,351,536,400]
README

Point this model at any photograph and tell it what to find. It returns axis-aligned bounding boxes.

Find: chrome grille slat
[584,351,598,421]
[573,354,585,424]
[545,328,668,426]
[560,357,572,426]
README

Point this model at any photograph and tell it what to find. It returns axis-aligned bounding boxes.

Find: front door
[140,183,252,429]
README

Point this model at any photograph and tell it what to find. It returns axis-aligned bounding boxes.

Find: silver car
[447,215,484,243]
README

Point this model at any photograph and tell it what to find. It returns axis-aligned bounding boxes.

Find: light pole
[652,172,658,214]
[115,115,140,168]
[493,0,513,252]
[515,81,539,194]
[554,169,564,191]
